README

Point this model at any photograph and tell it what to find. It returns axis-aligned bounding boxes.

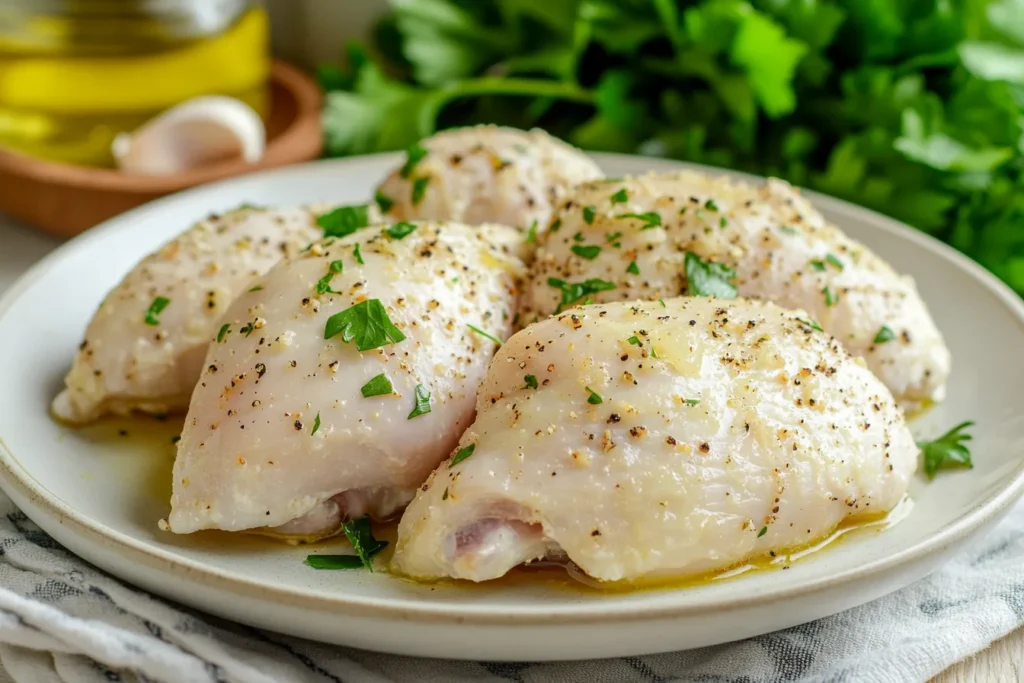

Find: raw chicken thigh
[391,297,918,583]
[522,171,950,408]
[168,221,525,539]
[375,126,603,234]
[52,206,327,424]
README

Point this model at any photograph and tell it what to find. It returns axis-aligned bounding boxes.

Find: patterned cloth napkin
[0,490,1022,683]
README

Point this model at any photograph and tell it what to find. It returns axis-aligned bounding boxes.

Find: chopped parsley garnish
[411,176,430,205]
[627,335,641,345]
[684,252,737,299]
[758,526,768,538]
[400,142,428,178]
[239,321,255,336]
[626,260,640,274]
[826,253,845,270]
[547,277,616,313]
[468,324,501,345]
[605,231,623,244]
[586,387,603,405]
[317,204,370,238]
[451,444,476,466]
[823,286,838,307]
[143,296,170,326]
[375,190,394,213]
[809,259,827,272]
[573,232,585,242]
[526,221,538,243]
[442,487,449,500]
[408,384,431,419]
[315,260,345,295]
[342,515,389,571]
[610,188,629,204]
[305,555,363,570]
[779,226,799,235]
[795,317,824,332]
[324,299,406,351]
[524,374,538,389]
[361,373,393,397]
[571,244,602,260]
[659,299,666,307]
[385,222,417,240]
[874,326,896,344]
[583,206,597,224]
[353,243,364,264]
[704,199,720,211]
[248,285,263,292]
[311,412,321,435]
[549,218,562,232]
[616,212,662,229]
[236,202,262,211]
[216,324,230,342]
[920,421,975,479]
[685,398,701,406]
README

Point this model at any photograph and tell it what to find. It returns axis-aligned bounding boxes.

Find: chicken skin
[391,297,917,583]
[375,126,603,234]
[168,221,525,539]
[52,206,328,424]
[522,171,950,408]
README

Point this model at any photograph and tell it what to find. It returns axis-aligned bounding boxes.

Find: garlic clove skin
[113,96,265,175]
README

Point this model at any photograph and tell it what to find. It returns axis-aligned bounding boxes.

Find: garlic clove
[113,96,265,175]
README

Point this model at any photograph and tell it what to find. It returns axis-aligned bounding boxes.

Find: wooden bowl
[0,60,323,239]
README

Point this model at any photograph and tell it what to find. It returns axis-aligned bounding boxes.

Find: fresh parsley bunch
[320,0,1024,293]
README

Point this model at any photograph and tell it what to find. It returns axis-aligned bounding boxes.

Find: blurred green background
[318,0,1024,294]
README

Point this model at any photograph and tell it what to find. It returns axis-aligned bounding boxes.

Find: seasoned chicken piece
[374,126,603,234]
[52,206,332,424]
[521,171,950,408]
[168,221,525,539]
[391,297,918,583]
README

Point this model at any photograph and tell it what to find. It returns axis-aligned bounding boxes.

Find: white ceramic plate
[1,154,1023,662]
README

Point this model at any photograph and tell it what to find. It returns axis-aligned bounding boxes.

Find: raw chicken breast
[168,221,525,538]
[52,206,328,424]
[391,297,918,583]
[375,126,603,234]
[522,171,950,408]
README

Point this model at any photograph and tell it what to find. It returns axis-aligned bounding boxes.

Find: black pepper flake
[699,442,710,453]
[294,420,303,430]
[255,363,266,378]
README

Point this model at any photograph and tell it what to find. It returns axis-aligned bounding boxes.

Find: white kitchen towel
[0,490,1022,683]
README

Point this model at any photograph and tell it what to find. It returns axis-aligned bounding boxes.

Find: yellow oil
[0,6,269,166]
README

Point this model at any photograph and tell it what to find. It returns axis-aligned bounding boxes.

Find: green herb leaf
[605,231,623,244]
[401,142,429,178]
[318,204,371,238]
[610,188,629,204]
[216,324,230,342]
[361,373,394,397]
[616,212,662,229]
[572,232,585,242]
[758,526,768,538]
[547,277,617,313]
[324,299,407,351]
[823,286,838,307]
[627,335,641,345]
[411,176,430,205]
[583,206,597,224]
[353,243,364,264]
[684,252,737,299]
[825,254,844,270]
[375,190,394,213]
[685,398,700,406]
[408,383,432,418]
[451,443,476,466]
[549,218,562,233]
[626,260,640,274]
[586,387,603,404]
[248,285,263,292]
[704,199,720,211]
[144,296,170,326]
[874,326,896,344]
[341,515,389,571]
[315,260,345,295]
[919,421,975,479]
[571,244,602,260]
[779,227,799,235]
[305,555,364,570]
[311,412,321,435]
[468,324,501,345]
[809,260,827,272]
[526,221,538,243]
[385,222,417,240]
[239,321,255,337]
[795,317,824,332]
[524,374,538,389]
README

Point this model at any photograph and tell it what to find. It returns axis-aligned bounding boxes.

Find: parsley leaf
[825,254,844,270]
[758,526,768,538]
[315,260,345,295]
[401,142,428,178]
[526,221,538,243]
[144,296,170,326]
[616,212,662,229]
[317,204,371,238]
[468,324,501,345]
[549,218,562,232]
[586,387,603,404]
[571,244,602,259]
[547,277,616,312]
[324,299,407,351]
[375,190,394,213]
[524,374,538,389]
[385,222,417,240]
[809,260,827,272]
[353,243,364,264]
[919,421,975,479]
[408,384,431,418]
[626,260,640,274]
[305,555,364,570]
[411,176,430,205]
[341,515,389,571]
[216,324,230,343]
[823,286,838,307]
[795,317,824,332]
[451,443,476,466]
[874,326,896,344]
[311,412,321,435]
[583,206,597,224]
[685,398,700,406]
[248,285,263,292]
[685,252,737,299]
[361,373,394,397]
[610,188,629,204]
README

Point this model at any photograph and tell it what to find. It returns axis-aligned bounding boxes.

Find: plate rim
[2,152,1024,625]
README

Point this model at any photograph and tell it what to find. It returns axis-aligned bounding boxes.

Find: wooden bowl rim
[0,60,322,195]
